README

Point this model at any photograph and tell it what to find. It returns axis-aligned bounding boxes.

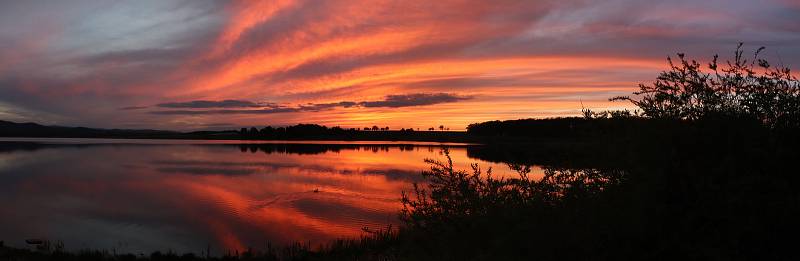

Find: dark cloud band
[149,93,471,115]
[119,106,149,110]
[156,100,266,108]
[360,93,470,108]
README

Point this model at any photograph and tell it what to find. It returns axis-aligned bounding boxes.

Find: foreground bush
[613,43,799,128]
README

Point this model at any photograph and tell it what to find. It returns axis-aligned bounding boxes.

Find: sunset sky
[1,0,798,130]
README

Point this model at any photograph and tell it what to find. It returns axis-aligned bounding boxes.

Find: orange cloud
[2,0,797,129]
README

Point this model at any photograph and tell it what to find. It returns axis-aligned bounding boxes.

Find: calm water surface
[0,138,539,254]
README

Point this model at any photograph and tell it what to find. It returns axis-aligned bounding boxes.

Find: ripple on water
[290,195,397,234]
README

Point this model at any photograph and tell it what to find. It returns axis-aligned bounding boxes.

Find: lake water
[0,138,537,254]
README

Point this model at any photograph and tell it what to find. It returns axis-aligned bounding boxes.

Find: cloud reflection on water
[0,142,536,254]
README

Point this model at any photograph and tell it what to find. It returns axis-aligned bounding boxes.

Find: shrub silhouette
[398,149,630,260]
[401,150,625,229]
[612,43,799,128]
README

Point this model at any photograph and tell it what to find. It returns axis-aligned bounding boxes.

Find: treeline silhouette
[236,143,432,155]
[0,120,471,142]
[234,123,467,142]
[237,124,413,137]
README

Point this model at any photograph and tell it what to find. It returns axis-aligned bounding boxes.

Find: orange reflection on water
[0,142,538,253]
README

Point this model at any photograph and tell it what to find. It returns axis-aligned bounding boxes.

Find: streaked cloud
[0,0,797,129]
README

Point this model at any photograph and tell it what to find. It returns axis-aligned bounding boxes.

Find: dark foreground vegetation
[1,44,798,260]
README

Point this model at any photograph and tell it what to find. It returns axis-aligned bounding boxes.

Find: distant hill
[0,120,180,138]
